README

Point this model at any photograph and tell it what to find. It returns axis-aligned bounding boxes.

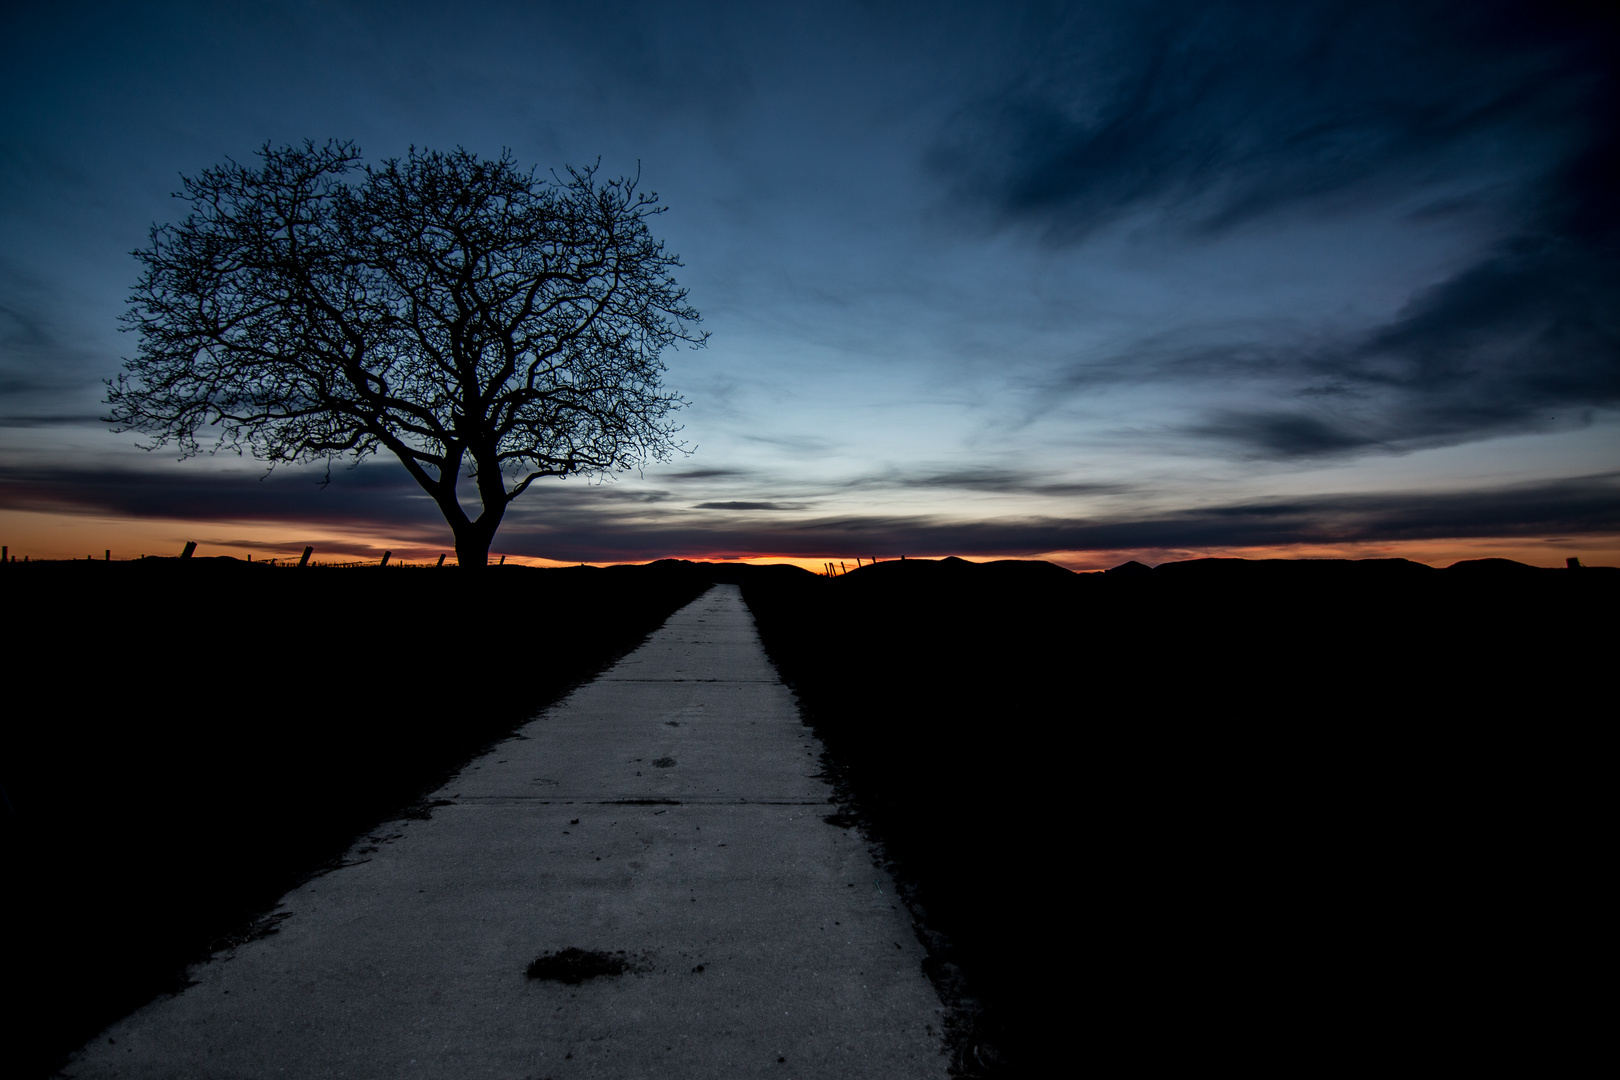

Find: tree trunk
[411,446,510,568]
[451,513,507,568]
[452,485,509,567]
[451,447,514,569]
[453,528,492,568]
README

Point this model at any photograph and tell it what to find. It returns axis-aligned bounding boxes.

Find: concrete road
[65,585,948,1079]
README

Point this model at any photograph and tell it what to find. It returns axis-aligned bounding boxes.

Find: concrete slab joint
[68,584,949,1079]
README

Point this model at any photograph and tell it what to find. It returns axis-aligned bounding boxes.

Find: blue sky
[2,1,1616,566]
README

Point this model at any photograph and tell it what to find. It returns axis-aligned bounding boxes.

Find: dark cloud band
[5,462,1613,562]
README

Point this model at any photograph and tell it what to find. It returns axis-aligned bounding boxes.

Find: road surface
[65,584,948,1079]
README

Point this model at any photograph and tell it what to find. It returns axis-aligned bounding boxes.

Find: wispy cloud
[0,462,443,528]
[0,413,106,428]
[692,501,807,511]
[932,3,1592,240]
[659,467,756,481]
[895,467,1126,496]
[931,1,1619,458]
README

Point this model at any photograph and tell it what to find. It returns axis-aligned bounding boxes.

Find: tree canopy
[108,141,704,566]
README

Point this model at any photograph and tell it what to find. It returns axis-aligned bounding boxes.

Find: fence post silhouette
[436,554,446,568]
[298,546,313,568]
[380,551,391,567]
[179,541,197,559]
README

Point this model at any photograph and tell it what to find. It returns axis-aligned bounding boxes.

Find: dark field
[2,555,1609,1076]
[738,556,1611,1075]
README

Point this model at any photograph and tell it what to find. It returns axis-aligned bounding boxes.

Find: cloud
[0,461,444,530]
[693,501,806,511]
[1340,217,1620,439]
[0,265,112,401]
[936,2,1620,458]
[487,471,1620,561]
[1189,411,1380,458]
[740,433,837,453]
[0,459,700,528]
[1187,182,1620,460]
[659,467,755,481]
[895,467,1125,496]
[932,2,1600,239]
[0,413,105,428]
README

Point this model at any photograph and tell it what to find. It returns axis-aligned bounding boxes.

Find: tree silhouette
[108,141,704,567]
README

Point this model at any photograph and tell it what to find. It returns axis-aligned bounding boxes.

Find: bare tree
[108,141,704,567]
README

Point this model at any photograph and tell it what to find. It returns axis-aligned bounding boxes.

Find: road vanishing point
[65,584,950,1079]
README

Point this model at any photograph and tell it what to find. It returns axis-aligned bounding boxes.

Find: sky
[2,0,1616,569]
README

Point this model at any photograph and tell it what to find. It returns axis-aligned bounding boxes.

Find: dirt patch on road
[526,948,632,985]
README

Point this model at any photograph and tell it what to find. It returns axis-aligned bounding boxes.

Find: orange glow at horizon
[3,508,1615,570]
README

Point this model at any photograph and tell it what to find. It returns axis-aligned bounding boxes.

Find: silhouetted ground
[0,559,708,1078]
[3,555,1609,1076]
[738,555,1612,1076]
